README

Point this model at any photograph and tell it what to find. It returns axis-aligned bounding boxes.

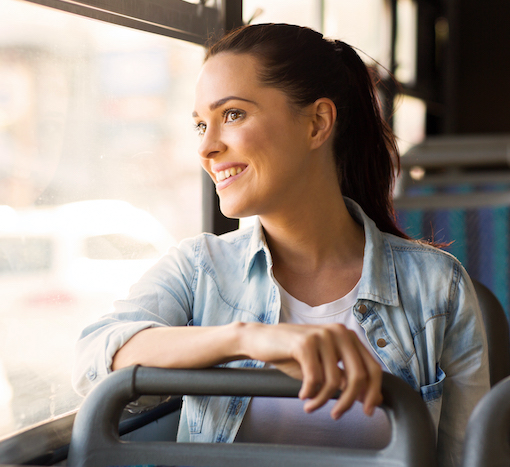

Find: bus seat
[395,196,510,323]
[461,375,510,467]
[395,134,510,322]
[67,366,437,467]
[472,279,510,386]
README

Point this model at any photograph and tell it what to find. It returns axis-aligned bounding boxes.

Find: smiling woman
[194,52,324,220]
[74,23,489,467]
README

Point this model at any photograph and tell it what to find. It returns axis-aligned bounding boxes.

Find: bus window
[323,0,392,70]
[393,95,427,156]
[394,0,418,85]
[0,0,204,439]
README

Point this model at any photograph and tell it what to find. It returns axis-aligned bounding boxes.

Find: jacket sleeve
[437,263,490,467]
[72,238,197,396]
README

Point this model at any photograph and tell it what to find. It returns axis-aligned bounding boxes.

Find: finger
[350,335,383,415]
[330,328,369,420]
[303,329,344,413]
[293,334,324,400]
[272,360,304,382]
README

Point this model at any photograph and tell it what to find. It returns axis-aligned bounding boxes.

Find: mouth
[214,166,245,183]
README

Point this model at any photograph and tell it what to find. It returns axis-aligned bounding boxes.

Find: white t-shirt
[235,280,391,449]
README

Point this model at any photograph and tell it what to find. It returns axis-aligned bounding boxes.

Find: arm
[72,243,195,396]
[75,235,382,418]
[111,321,245,370]
[437,266,490,467]
[112,321,383,419]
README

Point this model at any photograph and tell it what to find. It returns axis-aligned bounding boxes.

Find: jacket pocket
[187,395,210,435]
[419,367,446,431]
[420,366,446,403]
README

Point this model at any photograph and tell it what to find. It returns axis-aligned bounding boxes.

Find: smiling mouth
[215,166,245,183]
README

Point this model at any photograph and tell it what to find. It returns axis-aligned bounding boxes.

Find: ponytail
[331,41,405,238]
[206,24,409,239]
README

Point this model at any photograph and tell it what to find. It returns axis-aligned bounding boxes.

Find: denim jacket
[73,198,489,467]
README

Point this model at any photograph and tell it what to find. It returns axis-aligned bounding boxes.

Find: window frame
[23,0,223,45]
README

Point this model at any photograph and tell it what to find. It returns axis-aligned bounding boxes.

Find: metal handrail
[68,366,437,467]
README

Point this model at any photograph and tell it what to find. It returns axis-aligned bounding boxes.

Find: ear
[309,98,337,150]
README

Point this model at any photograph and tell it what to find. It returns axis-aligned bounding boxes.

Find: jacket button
[377,338,387,348]
[358,304,367,314]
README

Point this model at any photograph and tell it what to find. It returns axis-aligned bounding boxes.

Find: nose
[198,127,227,160]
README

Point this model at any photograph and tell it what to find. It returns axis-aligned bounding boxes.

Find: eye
[194,121,206,136]
[224,109,244,123]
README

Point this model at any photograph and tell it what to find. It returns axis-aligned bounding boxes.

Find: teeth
[216,167,244,182]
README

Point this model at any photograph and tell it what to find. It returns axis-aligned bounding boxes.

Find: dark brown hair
[206,23,409,239]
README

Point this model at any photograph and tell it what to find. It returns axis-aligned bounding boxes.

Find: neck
[260,194,365,306]
[261,195,364,274]
[256,148,365,305]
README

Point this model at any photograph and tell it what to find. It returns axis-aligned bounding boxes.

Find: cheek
[225,125,268,161]
[231,131,260,150]
[226,118,306,172]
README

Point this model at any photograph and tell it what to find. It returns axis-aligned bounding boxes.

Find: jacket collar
[242,198,399,306]
[242,217,271,282]
[344,198,399,306]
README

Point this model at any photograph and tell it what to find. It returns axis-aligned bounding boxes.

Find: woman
[73,24,489,466]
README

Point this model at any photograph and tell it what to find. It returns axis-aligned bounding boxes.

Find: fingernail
[332,410,342,420]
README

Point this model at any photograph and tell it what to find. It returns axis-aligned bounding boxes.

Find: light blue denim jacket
[73,198,489,467]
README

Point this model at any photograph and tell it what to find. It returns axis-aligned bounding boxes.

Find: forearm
[112,321,248,371]
[112,321,382,419]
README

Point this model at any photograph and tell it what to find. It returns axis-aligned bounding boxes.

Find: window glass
[0,0,204,438]
[395,0,418,84]
[243,0,322,31]
[323,0,392,70]
[393,95,426,155]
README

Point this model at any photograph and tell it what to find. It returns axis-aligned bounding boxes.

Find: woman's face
[193,52,317,219]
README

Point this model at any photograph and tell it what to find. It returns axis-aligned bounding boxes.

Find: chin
[219,199,254,220]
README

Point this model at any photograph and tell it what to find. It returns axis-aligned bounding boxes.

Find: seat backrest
[461,375,510,467]
[68,366,437,467]
[395,192,510,320]
[472,279,510,386]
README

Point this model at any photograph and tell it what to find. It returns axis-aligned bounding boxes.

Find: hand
[240,322,383,419]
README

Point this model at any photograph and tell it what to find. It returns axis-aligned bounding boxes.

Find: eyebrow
[192,96,256,118]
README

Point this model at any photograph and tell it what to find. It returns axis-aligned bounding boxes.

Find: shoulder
[172,226,257,277]
[384,234,478,320]
[385,232,462,270]
[189,225,254,253]
[137,226,258,296]
[384,232,472,303]
[175,225,253,253]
